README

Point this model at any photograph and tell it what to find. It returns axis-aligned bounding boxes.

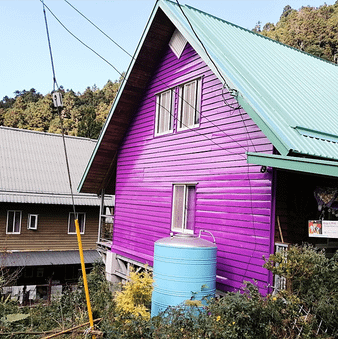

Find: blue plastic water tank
[151,232,217,317]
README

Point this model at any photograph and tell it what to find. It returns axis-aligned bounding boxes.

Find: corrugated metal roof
[0,192,114,206]
[79,0,338,193]
[0,127,113,205]
[1,250,101,267]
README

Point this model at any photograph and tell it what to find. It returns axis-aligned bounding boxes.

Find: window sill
[171,228,194,235]
[154,130,174,137]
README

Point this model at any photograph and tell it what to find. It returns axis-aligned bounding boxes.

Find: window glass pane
[172,185,185,230]
[7,211,14,233]
[31,215,37,227]
[194,80,200,124]
[78,213,85,233]
[180,80,200,129]
[156,90,173,135]
[14,212,21,232]
[186,186,196,231]
[69,213,76,233]
[29,215,38,229]
[186,81,196,127]
[69,213,85,233]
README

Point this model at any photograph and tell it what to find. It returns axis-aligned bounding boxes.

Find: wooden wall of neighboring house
[112,42,274,293]
[1,203,99,251]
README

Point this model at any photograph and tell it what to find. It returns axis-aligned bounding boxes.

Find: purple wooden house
[79,0,338,294]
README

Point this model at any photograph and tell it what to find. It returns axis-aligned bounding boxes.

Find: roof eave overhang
[78,2,174,195]
[247,152,338,178]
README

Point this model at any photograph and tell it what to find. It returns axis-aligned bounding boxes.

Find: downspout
[268,168,277,294]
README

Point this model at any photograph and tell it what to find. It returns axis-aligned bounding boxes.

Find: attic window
[169,29,187,58]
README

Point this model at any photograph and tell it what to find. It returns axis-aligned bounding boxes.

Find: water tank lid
[155,233,217,248]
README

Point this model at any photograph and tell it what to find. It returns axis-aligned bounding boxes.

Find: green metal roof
[160,0,338,160]
[79,0,338,193]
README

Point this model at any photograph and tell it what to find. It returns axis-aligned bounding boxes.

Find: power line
[175,0,241,111]
[41,1,96,335]
[41,0,258,165]
[39,0,124,77]
[42,0,59,91]
[42,0,258,163]
[44,0,264,288]
[174,0,260,285]
[42,0,250,162]
[64,0,133,59]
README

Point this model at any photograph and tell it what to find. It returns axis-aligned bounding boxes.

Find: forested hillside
[1,2,337,139]
[255,2,338,63]
[0,76,123,139]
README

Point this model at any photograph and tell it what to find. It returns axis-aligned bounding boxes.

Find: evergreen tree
[0,79,121,138]
[260,2,338,62]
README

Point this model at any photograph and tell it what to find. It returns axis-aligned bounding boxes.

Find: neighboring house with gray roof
[0,126,113,300]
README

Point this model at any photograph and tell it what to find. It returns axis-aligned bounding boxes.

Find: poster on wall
[308,220,338,238]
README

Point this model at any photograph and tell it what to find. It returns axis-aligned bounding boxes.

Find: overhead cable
[64,0,133,59]
[175,0,241,110]
[42,0,250,162]
[39,0,124,77]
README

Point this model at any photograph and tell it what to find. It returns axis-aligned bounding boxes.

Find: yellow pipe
[75,218,96,339]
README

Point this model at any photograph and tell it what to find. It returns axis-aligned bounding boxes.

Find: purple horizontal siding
[112,43,274,293]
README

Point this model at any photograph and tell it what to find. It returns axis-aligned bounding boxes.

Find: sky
[0,0,335,99]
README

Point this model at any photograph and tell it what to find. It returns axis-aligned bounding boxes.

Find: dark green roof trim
[247,152,338,178]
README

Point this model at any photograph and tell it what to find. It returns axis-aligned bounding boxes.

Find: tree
[77,105,102,139]
[260,2,338,62]
[0,79,122,138]
[24,95,53,132]
[280,5,294,19]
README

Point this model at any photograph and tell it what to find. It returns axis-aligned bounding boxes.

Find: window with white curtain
[6,210,22,234]
[155,89,174,136]
[178,79,201,131]
[68,212,86,234]
[171,184,196,233]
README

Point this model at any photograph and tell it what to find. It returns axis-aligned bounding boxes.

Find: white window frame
[177,78,202,131]
[68,212,86,235]
[6,210,22,234]
[27,214,39,230]
[171,184,196,234]
[155,89,174,136]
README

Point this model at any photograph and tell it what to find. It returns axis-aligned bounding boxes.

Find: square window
[6,210,22,234]
[178,79,201,131]
[36,267,44,278]
[155,89,174,136]
[24,267,34,278]
[171,184,196,233]
[68,212,86,234]
[27,214,38,230]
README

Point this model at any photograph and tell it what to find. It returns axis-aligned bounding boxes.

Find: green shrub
[264,243,338,336]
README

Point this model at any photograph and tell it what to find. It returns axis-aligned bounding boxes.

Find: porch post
[98,188,105,243]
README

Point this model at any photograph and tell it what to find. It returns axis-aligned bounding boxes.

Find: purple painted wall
[112,43,274,292]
